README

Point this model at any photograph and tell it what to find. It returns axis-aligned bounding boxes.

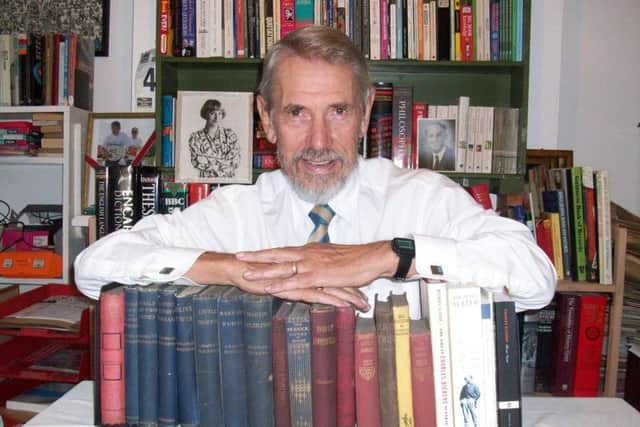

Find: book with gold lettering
[391,293,414,426]
[285,302,312,426]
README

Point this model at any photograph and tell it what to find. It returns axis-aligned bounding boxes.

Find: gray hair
[257,26,372,113]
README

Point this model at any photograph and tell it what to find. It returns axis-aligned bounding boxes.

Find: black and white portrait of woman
[189,99,240,178]
[175,91,254,184]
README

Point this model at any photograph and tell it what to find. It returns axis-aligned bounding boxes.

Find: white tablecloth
[21,381,640,427]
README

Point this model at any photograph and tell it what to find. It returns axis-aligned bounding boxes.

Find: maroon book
[311,304,337,427]
[272,302,293,427]
[336,306,356,427]
[410,319,436,427]
[355,316,381,427]
[552,293,581,396]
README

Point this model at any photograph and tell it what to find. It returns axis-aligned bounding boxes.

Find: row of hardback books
[95,280,521,426]
[0,32,94,110]
[160,0,524,62]
[523,165,613,285]
[519,292,609,397]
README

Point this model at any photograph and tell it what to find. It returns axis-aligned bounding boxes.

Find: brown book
[31,112,63,121]
[38,124,64,134]
[40,137,64,149]
[272,301,293,427]
[43,34,54,106]
[374,294,399,427]
[310,304,337,427]
[410,318,436,427]
[336,305,356,427]
[355,316,381,427]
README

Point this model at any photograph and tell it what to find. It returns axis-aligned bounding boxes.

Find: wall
[94,0,640,214]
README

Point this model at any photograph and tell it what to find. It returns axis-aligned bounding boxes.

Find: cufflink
[159,267,174,275]
[430,265,443,275]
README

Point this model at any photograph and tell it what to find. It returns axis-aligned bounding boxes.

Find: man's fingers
[236,248,300,263]
[242,261,298,280]
[322,287,370,312]
[274,288,351,308]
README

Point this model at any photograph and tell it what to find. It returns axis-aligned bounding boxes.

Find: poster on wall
[131,0,156,112]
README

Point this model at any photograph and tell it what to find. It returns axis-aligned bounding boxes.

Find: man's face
[111,125,120,136]
[257,55,373,203]
[426,124,445,152]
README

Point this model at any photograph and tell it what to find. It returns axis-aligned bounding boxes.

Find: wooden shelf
[556,281,616,293]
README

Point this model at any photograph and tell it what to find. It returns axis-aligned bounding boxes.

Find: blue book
[138,284,161,427]
[181,0,196,56]
[218,287,249,427]
[175,286,203,427]
[242,293,274,427]
[158,285,181,427]
[124,286,140,425]
[161,95,174,167]
[285,302,313,426]
[193,286,227,427]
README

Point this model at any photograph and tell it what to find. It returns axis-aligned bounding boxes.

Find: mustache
[294,149,344,163]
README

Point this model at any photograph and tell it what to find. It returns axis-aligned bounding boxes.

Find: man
[126,127,144,163]
[460,376,481,426]
[419,120,456,171]
[75,26,555,316]
[98,121,132,166]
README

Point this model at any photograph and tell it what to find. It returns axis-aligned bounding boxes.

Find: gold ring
[292,262,298,275]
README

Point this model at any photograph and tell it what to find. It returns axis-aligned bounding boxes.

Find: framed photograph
[82,112,155,209]
[175,91,254,184]
[417,118,457,171]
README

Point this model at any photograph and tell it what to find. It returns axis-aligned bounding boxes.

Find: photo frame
[95,0,110,56]
[417,118,457,171]
[82,112,155,209]
[175,90,254,184]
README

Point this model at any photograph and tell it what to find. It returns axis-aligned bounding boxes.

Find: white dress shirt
[74,157,556,316]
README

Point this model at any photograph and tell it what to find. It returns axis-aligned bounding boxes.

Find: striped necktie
[308,204,335,243]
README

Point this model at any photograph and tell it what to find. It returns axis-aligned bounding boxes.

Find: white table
[21,381,640,426]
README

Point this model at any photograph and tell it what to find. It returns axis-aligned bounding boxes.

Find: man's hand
[236,241,401,308]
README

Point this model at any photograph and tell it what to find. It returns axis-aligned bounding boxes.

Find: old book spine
[243,293,275,427]
[138,284,160,426]
[336,305,356,427]
[391,85,414,169]
[123,286,139,425]
[391,293,414,426]
[595,170,612,284]
[286,302,313,426]
[375,296,399,427]
[157,285,180,426]
[355,316,381,427]
[311,304,337,427]
[570,167,587,281]
[552,294,580,397]
[534,298,558,393]
[410,318,436,427]
[218,287,249,426]
[272,302,294,427]
[175,286,202,427]
[99,286,125,425]
[193,286,225,427]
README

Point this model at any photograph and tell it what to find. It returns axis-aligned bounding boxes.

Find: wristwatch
[391,238,415,280]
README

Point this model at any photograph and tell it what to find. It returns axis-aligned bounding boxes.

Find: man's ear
[359,88,376,138]
[256,95,277,143]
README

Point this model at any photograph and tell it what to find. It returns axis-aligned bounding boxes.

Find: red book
[336,306,356,427]
[535,218,554,264]
[272,302,293,427]
[99,285,126,425]
[464,183,492,210]
[311,304,337,427]
[235,0,246,57]
[552,293,580,396]
[573,294,607,396]
[380,0,390,60]
[280,0,296,38]
[355,317,381,427]
[188,183,210,206]
[582,173,598,282]
[411,102,428,169]
[410,319,436,427]
[460,4,474,61]
[159,0,171,55]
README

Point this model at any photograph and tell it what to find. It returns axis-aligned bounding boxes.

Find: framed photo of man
[417,118,457,171]
[175,91,254,184]
[82,112,155,209]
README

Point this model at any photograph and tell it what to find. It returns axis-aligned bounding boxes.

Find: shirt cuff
[137,247,205,284]
[413,234,460,282]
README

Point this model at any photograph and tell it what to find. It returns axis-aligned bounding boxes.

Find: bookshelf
[0,105,88,286]
[153,0,532,194]
[556,225,628,397]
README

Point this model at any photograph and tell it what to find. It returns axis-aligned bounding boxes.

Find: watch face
[394,238,415,254]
